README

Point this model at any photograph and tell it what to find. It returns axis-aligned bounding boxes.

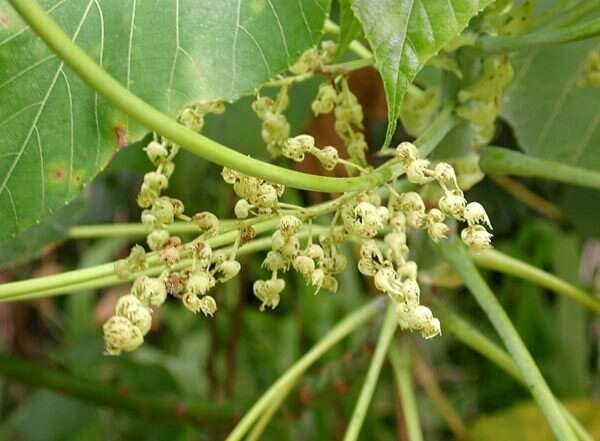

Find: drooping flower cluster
[282,134,341,171]
[289,40,337,75]
[222,167,285,216]
[252,86,291,157]
[253,215,347,310]
[103,275,167,355]
[395,142,493,250]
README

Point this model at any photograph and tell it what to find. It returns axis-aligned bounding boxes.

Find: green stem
[225,298,385,441]
[435,302,594,441]
[438,238,577,441]
[9,0,406,193]
[471,248,600,315]
[480,147,600,191]
[0,353,232,427]
[389,342,424,441]
[478,17,600,53]
[343,304,397,441]
[245,373,301,441]
[324,19,372,59]
[68,222,209,239]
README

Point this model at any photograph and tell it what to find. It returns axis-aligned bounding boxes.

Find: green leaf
[0,196,85,268]
[0,0,331,242]
[350,0,494,147]
[502,39,600,170]
[337,0,363,57]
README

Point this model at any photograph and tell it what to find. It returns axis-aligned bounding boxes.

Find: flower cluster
[282,134,341,171]
[103,275,167,355]
[222,167,285,216]
[456,54,513,146]
[395,142,493,250]
[254,215,347,310]
[252,86,290,157]
[289,40,337,75]
[179,100,225,132]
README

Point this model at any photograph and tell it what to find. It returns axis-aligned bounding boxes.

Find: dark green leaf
[337,0,363,57]
[350,0,493,146]
[0,0,331,241]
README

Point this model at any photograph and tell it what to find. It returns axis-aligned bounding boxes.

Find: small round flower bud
[216,260,241,282]
[144,141,169,163]
[464,202,492,229]
[132,276,167,307]
[358,258,378,276]
[191,240,212,266]
[434,162,459,192]
[263,251,287,272]
[279,215,302,236]
[395,142,418,167]
[407,159,434,184]
[402,279,421,306]
[271,231,286,251]
[322,275,338,293]
[103,316,144,355]
[428,222,449,242]
[281,236,300,257]
[310,268,326,289]
[180,107,204,131]
[293,255,315,276]
[374,267,400,294]
[398,261,418,281]
[314,146,339,170]
[152,197,175,225]
[253,279,285,310]
[305,244,325,261]
[182,292,202,314]
[256,184,279,208]
[398,192,426,213]
[406,210,426,229]
[144,171,168,192]
[147,229,170,251]
[115,294,152,335]
[193,212,220,236]
[141,210,157,226]
[389,212,407,232]
[360,240,384,263]
[283,135,314,161]
[221,167,239,184]
[421,318,441,339]
[186,272,215,296]
[199,295,217,317]
[234,199,250,219]
[438,193,467,219]
[114,260,130,279]
[461,225,493,251]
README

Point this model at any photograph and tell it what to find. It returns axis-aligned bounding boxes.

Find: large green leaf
[0,0,330,242]
[502,39,600,170]
[350,0,493,146]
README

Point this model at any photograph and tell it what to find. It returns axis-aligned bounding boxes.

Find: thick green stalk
[389,342,424,441]
[68,222,214,239]
[478,17,600,53]
[225,298,385,441]
[435,303,594,441]
[480,147,600,190]
[0,353,232,427]
[471,249,600,315]
[8,0,456,193]
[343,304,397,441]
[438,238,577,441]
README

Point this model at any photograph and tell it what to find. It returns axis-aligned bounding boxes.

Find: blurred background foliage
[1,1,599,440]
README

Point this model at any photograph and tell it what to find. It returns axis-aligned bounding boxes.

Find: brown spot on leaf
[113,125,129,150]
[50,167,65,183]
[0,10,11,28]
